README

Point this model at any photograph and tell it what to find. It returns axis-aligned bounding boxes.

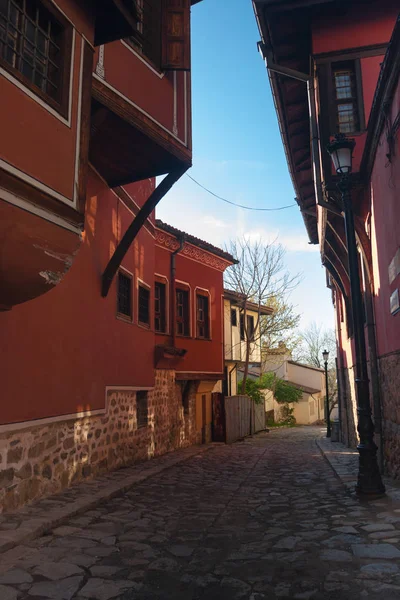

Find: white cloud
[202,215,229,229]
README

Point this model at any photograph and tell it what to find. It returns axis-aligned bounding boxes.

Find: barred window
[136,390,148,428]
[0,0,71,112]
[117,271,132,319]
[138,284,150,327]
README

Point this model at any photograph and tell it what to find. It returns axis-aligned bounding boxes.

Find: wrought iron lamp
[326,133,385,497]
[322,349,331,438]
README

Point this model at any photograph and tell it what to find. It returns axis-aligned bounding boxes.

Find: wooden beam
[101,166,188,297]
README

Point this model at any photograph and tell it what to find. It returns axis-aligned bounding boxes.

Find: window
[332,61,360,134]
[247,315,255,342]
[240,314,245,341]
[117,271,132,319]
[154,281,166,333]
[196,293,209,339]
[231,308,237,327]
[0,0,71,113]
[126,0,161,67]
[138,283,150,327]
[176,288,189,336]
[136,391,148,428]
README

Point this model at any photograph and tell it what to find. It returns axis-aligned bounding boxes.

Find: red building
[254,1,400,475]
[0,0,237,512]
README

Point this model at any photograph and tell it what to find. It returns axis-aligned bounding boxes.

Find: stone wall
[379,351,400,479]
[0,370,201,513]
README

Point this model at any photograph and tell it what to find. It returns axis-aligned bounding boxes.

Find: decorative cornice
[155,230,232,272]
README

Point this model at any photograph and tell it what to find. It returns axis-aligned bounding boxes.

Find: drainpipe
[257,43,324,211]
[171,233,186,348]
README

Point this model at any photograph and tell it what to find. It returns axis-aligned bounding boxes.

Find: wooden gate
[254,402,266,433]
[224,395,253,444]
[211,392,225,442]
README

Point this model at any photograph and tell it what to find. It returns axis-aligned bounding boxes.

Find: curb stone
[0,443,217,557]
[316,436,400,502]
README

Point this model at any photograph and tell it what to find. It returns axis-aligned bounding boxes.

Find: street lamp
[327,133,385,497]
[322,349,331,438]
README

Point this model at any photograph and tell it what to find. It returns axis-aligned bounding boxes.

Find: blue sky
[157,0,334,331]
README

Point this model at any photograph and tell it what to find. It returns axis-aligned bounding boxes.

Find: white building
[223,289,273,396]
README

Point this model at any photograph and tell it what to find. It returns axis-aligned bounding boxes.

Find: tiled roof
[224,288,273,315]
[288,360,324,373]
[155,220,237,264]
[286,380,321,395]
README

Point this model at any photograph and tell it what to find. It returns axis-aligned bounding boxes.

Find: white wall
[287,362,325,394]
[224,299,262,364]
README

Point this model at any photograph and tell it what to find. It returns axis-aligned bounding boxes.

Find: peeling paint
[33,244,74,268]
[39,270,63,286]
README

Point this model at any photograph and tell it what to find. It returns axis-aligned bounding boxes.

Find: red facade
[255,0,400,475]
[0,0,239,513]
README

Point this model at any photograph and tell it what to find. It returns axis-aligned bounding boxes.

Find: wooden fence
[223,396,265,443]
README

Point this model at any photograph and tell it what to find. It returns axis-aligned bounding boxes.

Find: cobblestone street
[2,427,400,599]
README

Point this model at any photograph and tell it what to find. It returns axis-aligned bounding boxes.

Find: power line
[186,173,297,212]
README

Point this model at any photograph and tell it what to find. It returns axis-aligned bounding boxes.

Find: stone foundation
[379,351,400,479]
[0,370,201,513]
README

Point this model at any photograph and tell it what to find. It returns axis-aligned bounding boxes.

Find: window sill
[155,330,169,336]
[116,313,133,324]
[195,337,212,341]
[138,321,151,330]
[176,334,191,339]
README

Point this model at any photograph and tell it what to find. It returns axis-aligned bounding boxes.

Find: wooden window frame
[0,0,73,119]
[125,0,162,71]
[136,390,148,428]
[196,291,210,340]
[247,315,255,342]
[154,279,167,334]
[318,58,365,137]
[137,280,151,329]
[176,285,190,338]
[116,269,133,322]
[231,308,237,327]
[240,313,245,341]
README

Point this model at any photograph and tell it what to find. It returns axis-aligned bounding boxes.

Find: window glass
[138,284,150,326]
[332,62,359,133]
[154,281,166,333]
[196,294,209,339]
[231,308,237,327]
[176,288,189,336]
[117,272,132,318]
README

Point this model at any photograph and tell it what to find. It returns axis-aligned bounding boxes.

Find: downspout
[171,232,186,348]
[257,43,324,212]
[101,165,188,297]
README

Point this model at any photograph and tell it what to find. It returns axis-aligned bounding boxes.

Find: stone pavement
[317,432,400,502]
[2,427,400,599]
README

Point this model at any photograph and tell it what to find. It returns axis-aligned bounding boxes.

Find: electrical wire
[186,173,297,212]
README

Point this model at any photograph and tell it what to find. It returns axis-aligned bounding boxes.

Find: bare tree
[225,237,301,391]
[293,321,338,416]
[294,321,336,368]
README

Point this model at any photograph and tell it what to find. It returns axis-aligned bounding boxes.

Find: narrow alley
[1,428,400,600]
